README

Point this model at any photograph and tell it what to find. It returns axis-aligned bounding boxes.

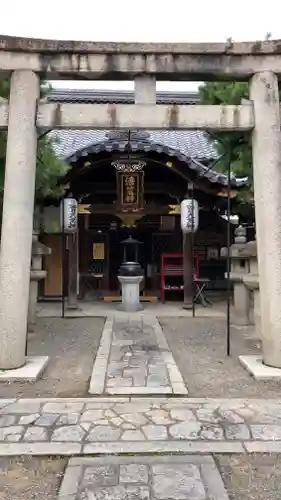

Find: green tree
[0,77,69,205]
[199,81,251,182]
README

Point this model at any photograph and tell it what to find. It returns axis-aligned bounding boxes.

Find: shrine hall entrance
[107,225,182,295]
[108,229,151,292]
[78,213,194,301]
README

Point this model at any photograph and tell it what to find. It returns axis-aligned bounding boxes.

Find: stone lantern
[28,232,51,331]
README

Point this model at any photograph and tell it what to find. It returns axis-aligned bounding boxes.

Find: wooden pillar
[67,232,79,309]
[183,233,193,309]
[183,186,195,309]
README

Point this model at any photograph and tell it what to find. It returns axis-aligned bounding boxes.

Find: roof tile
[47,90,247,187]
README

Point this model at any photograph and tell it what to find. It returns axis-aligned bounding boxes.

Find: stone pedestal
[28,233,51,331]
[29,270,46,328]
[231,276,251,326]
[222,226,251,326]
[118,276,143,312]
[222,228,263,342]
[243,275,261,340]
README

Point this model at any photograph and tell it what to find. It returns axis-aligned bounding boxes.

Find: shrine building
[40,89,247,304]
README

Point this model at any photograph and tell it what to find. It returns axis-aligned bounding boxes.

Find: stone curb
[89,318,113,394]
[2,440,281,456]
[3,397,281,404]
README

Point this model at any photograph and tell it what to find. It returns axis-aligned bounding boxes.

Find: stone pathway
[89,316,188,396]
[59,455,229,500]
[2,397,281,455]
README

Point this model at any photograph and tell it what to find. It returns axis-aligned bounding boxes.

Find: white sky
[1,0,281,91]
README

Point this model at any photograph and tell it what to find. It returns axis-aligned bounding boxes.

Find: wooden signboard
[117,171,144,212]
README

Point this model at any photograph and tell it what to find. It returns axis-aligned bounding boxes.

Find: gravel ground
[0,456,66,500]
[1,454,281,500]
[160,317,281,398]
[0,317,104,399]
[216,454,281,500]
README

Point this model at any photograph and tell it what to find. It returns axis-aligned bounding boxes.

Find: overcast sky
[1,0,280,91]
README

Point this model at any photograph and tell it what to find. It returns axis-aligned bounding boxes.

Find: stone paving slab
[2,397,281,455]
[59,455,230,500]
[89,316,188,396]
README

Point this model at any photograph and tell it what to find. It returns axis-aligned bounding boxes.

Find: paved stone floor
[37,301,226,318]
[2,315,281,498]
[2,397,281,455]
[59,455,229,500]
[89,316,187,396]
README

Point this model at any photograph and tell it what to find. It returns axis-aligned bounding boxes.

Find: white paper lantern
[61,198,78,233]
[181,198,199,233]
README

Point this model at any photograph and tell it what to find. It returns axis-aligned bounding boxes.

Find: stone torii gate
[0,36,280,375]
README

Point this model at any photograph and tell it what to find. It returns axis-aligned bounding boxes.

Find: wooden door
[43,234,62,296]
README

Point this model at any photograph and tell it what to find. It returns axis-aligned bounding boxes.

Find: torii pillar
[250,71,281,368]
[0,71,39,370]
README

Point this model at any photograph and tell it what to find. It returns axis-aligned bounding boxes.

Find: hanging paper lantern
[180,199,199,233]
[60,198,78,233]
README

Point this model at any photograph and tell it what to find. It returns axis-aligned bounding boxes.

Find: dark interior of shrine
[58,150,237,299]
[66,150,233,209]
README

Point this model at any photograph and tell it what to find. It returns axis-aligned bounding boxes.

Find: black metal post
[226,144,232,356]
[25,327,28,356]
[61,199,65,319]
[191,183,196,318]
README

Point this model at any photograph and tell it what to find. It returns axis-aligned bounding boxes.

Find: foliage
[36,136,69,201]
[0,77,69,203]
[199,81,251,178]
[199,81,254,204]
[199,34,280,202]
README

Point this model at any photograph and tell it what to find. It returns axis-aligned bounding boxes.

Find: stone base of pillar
[66,303,80,310]
[253,289,261,340]
[0,356,49,382]
[182,301,193,310]
[118,276,143,312]
[231,282,251,326]
[28,280,39,327]
[230,308,251,326]
[243,275,261,339]
[27,323,36,333]
[239,354,281,381]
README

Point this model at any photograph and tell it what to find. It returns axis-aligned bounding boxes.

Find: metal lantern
[60,198,78,233]
[120,235,142,262]
[180,198,199,234]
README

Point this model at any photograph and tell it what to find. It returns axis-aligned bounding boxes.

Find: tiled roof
[48,90,247,187]
[48,89,200,105]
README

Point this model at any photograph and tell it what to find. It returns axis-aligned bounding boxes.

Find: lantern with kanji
[60,198,78,233]
[180,198,199,233]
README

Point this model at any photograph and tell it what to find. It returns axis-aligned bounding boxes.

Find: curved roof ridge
[49,129,246,187]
